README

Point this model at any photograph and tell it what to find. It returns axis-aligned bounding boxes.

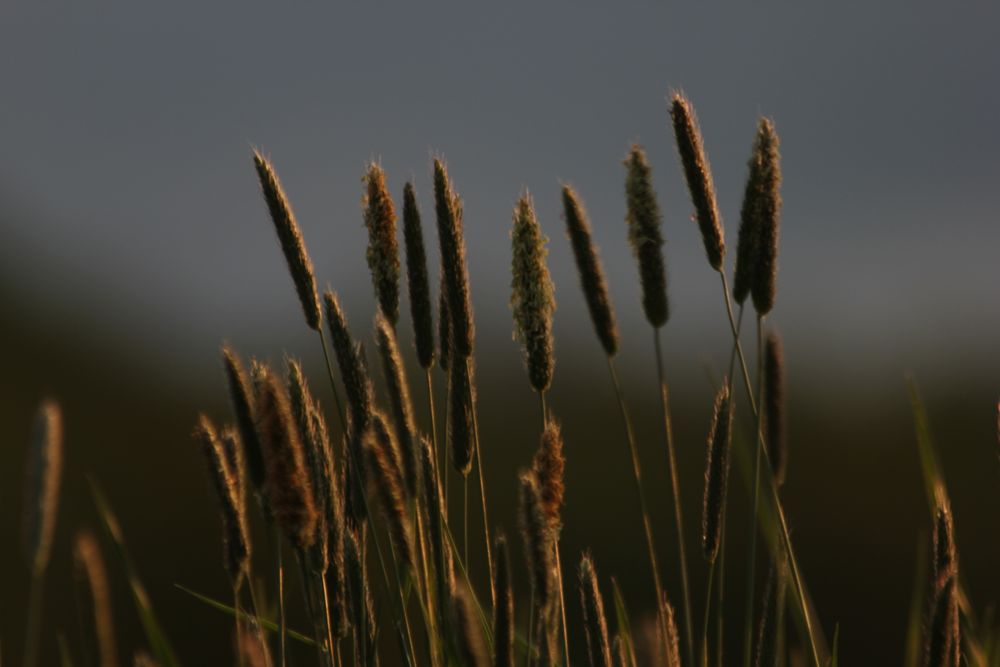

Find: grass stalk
[468,356,495,606]
[606,356,671,658]
[653,328,696,667]
[235,582,246,667]
[741,314,765,667]
[22,570,45,667]
[717,272,823,667]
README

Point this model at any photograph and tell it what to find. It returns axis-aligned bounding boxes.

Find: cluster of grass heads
[11,92,995,667]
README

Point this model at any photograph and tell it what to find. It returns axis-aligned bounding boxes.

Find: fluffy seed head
[375,312,420,498]
[733,128,763,305]
[433,157,475,357]
[252,150,321,330]
[402,182,436,369]
[580,552,613,667]
[438,267,452,371]
[254,366,318,550]
[925,492,960,667]
[22,399,63,574]
[763,332,787,486]
[194,415,251,583]
[324,291,374,432]
[451,581,489,667]
[362,162,401,324]
[365,414,415,572]
[518,469,556,611]
[749,119,782,315]
[670,92,725,271]
[753,555,787,667]
[702,383,733,563]
[510,192,556,392]
[533,419,566,533]
[624,145,669,328]
[448,356,476,475]
[419,436,451,598]
[74,530,118,667]
[562,185,618,356]
[493,533,515,667]
[222,346,267,500]
[663,598,682,667]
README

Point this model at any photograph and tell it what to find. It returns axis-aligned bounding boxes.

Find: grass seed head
[375,312,420,498]
[580,552,613,667]
[533,418,566,533]
[363,162,401,325]
[438,268,452,372]
[74,530,118,667]
[518,469,556,612]
[749,118,782,315]
[252,150,321,330]
[448,356,476,475]
[562,184,619,357]
[253,366,318,550]
[324,290,375,432]
[670,92,725,271]
[402,181,436,369]
[701,383,732,563]
[433,157,475,357]
[624,145,668,328]
[22,399,63,575]
[451,580,489,667]
[365,413,416,571]
[763,332,787,486]
[222,345,267,501]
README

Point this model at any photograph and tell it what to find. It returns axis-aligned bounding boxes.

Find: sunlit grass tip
[362,162,401,325]
[23,399,63,575]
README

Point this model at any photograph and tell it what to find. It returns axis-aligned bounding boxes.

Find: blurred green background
[1,3,998,665]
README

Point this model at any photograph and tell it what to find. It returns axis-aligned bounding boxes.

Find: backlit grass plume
[561,184,618,357]
[448,354,475,475]
[222,345,267,507]
[324,290,374,432]
[510,192,556,393]
[22,399,63,576]
[754,556,787,667]
[749,119,782,315]
[493,533,515,667]
[764,331,787,486]
[701,383,732,563]
[433,157,475,358]
[624,145,668,328]
[402,182,435,369]
[518,469,556,615]
[73,530,117,667]
[579,552,612,667]
[253,365,318,550]
[438,269,452,372]
[193,415,250,584]
[452,581,489,667]
[252,149,321,330]
[533,419,566,533]
[363,162,401,325]
[670,92,725,271]
[375,311,419,497]
[365,413,415,571]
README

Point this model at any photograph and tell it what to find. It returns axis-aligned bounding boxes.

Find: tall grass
[9,93,997,667]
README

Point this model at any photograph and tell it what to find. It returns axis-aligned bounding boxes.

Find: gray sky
[1,2,997,387]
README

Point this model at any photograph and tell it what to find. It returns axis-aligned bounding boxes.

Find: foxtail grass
[363,162,401,326]
[579,552,612,667]
[73,530,118,667]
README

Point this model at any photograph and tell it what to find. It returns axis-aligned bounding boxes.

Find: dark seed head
[374,312,420,499]
[22,399,63,575]
[510,192,556,392]
[433,157,475,358]
[533,419,566,534]
[749,119,782,315]
[624,145,668,328]
[252,150,321,330]
[562,185,618,357]
[324,290,374,433]
[222,345,267,502]
[670,92,725,271]
[518,469,555,612]
[448,356,476,475]
[365,413,415,572]
[402,182,435,369]
[579,552,613,667]
[493,533,515,667]
[438,268,452,372]
[763,332,787,486]
[702,383,733,563]
[362,163,401,325]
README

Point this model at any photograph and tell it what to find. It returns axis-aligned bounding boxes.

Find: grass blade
[88,479,180,667]
[174,584,316,646]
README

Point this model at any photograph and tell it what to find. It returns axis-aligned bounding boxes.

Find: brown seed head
[324,290,374,432]
[518,469,556,611]
[254,366,318,550]
[222,345,267,501]
[763,332,787,486]
[624,145,668,328]
[362,162,401,324]
[374,312,420,498]
[701,383,732,563]
[533,419,566,533]
[402,182,436,369]
[663,598,682,667]
[579,552,613,667]
[510,191,556,392]
[365,413,415,571]
[749,119,782,315]
[670,92,725,271]
[562,185,619,356]
[74,530,118,667]
[433,157,475,357]
[22,399,63,574]
[448,356,476,475]
[438,266,452,371]
[451,580,489,667]
[753,555,787,667]
[252,150,321,330]
[493,533,515,667]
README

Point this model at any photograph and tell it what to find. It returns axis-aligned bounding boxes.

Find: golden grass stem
[717,272,822,667]
[276,529,287,667]
[606,356,671,659]
[425,368,440,488]
[653,328,695,667]
[468,356,496,606]
[701,557,716,667]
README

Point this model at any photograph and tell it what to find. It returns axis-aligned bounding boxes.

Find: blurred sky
[0,2,997,392]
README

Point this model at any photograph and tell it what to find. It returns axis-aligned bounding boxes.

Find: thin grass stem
[235,582,246,667]
[701,557,716,667]
[606,357,671,657]
[742,314,765,667]
[653,328,696,667]
[467,356,496,606]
